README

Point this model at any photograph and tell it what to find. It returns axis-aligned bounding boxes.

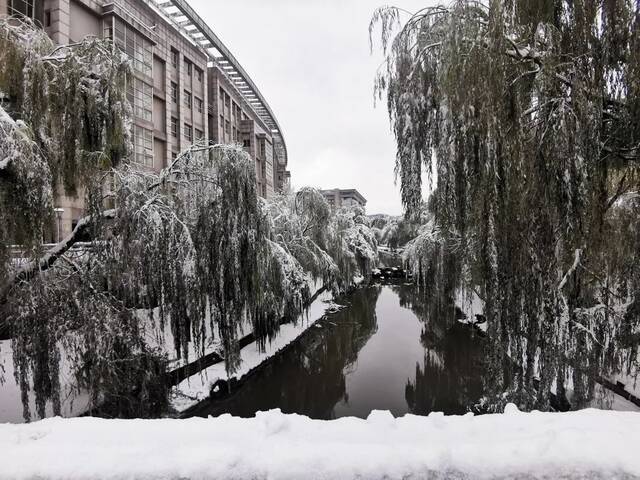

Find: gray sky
[190,0,429,215]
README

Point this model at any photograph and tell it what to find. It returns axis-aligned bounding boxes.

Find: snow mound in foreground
[1,406,639,479]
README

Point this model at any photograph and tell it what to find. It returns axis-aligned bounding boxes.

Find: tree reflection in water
[393,282,486,415]
[188,281,491,419]
[188,286,382,419]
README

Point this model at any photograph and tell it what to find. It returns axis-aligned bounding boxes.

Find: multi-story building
[1,0,290,239]
[208,65,277,198]
[320,189,367,210]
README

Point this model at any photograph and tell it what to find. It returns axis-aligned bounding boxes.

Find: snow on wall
[0,406,639,479]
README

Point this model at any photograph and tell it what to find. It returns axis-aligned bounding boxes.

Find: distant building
[1,0,290,239]
[320,189,367,210]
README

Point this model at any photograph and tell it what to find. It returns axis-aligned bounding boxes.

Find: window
[170,82,178,103]
[195,67,203,83]
[183,90,192,109]
[133,126,153,167]
[9,0,36,18]
[234,104,243,124]
[113,18,152,77]
[127,77,152,122]
[224,92,230,109]
[224,120,230,135]
[194,96,203,114]
[170,117,178,138]
[243,139,251,148]
[260,139,266,158]
[184,123,192,142]
[171,48,178,68]
[195,128,204,141]
[232,127,237,141]
[185,59,192,77]
[44,10,51,27]
[171,151,178,161]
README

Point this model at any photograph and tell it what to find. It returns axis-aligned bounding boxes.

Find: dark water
[188,282,486,419]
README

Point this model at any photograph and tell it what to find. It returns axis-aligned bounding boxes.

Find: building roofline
[320,189,367,205]
[142,0,288,167]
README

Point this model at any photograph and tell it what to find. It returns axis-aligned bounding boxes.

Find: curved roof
[146,0,288,166]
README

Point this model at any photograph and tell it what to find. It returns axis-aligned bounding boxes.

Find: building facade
[320,189,367,210]
[208,65,277,198]
[1,0,290,239]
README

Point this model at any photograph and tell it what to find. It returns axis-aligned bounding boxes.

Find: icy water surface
[188,282,486,419]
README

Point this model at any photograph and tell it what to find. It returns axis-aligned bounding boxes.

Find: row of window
[106,21,209,136]
[218,86,251,144]
[133,126,153,167]
[219,87,248,122]
[170,117,203,142]
[111,18,153,77]
[132,119,205,168]
[127,77,153,122]
[169,82,204,113]
[170,49,204,83]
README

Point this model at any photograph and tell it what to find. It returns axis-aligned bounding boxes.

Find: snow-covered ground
[1,405,639,479]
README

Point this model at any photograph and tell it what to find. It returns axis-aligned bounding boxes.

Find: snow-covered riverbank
[171,288,339,413]
[0,280,349,422]
[1,405,639,479]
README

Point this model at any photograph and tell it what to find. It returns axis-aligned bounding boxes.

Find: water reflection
[405,322,484,415]
[188,281,486,419]
[188,286,381,419]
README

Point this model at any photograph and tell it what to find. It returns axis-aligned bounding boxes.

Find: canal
[187,281,486,419]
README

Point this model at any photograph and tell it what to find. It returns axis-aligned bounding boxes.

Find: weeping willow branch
[375,0,640,411]
[0,209,116,304]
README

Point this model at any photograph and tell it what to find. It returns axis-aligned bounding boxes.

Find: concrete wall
[68,0,98,42]
[44,0,70,44]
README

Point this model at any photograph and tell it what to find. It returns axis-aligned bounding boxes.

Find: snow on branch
[0,209,115,304]
[558,248,582,291]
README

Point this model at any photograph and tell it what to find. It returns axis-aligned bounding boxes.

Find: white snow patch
[323,301,346,313]
[1,406,640,479]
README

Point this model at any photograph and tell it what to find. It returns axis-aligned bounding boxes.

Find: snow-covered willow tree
[371,208,430,250]
[0,16,130,294]
[326,205,379,286]
[0,19,312,421]
[267,188,378,293]
[5,145,313,421]
[372,0,640,410]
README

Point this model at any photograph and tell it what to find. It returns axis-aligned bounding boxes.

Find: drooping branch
[0,143,208,306]
[374,0,640,411]
[0,209,116,305]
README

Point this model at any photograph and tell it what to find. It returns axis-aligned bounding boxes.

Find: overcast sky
[189,0,429,215]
